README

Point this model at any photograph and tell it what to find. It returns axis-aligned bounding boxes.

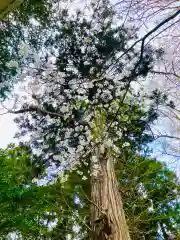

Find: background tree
[0,144,179,239]
[0,0,22,19]
[113,0,180,162]
[0,144,80,239]
[0,0,57,99]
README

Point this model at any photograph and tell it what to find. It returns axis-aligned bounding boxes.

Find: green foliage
[0,144,179,239]
[0,145,87,239]
[11,0,53,26]
[116,154,180,239]
[0,0,55,99]
[0,145,41,235]
[91,109,107,142]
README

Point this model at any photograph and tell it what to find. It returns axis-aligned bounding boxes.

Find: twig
[150,70,180,79]
[108,8,180,74]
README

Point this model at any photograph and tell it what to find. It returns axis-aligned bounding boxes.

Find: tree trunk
[90,146,131,240]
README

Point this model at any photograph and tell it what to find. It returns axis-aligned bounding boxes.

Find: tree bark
[90,146,131,240]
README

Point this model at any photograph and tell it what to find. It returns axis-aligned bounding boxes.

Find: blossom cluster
[11,11,153,179]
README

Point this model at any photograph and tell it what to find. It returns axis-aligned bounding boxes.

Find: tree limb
[108,8,180,73]
[107,9,180,132]
[154,134,180,141]
[150,70,180,79]
[7,105,62,118]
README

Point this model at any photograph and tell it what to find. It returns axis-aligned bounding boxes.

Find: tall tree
[3,1,180,239]
[0,144,78,239]
[118,154,180,239]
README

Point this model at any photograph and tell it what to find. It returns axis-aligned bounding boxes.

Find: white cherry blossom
[122,142,130,148]
[6,60,19,68]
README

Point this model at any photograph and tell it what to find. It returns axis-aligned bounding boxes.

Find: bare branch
[154,134,180,141]
[0,111,9,115]
[5,104,62,118]
[108,8,180,73]
[150,70,180,79]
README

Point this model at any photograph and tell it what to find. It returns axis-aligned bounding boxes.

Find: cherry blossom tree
[2,1,180,239]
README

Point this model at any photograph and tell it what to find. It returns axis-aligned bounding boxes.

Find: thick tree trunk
[90,146,131,240]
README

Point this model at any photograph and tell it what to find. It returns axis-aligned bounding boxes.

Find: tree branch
[108,8,180,74]
[8,106,38,114]
[154,134,180,141]
[106,9,180,132]
[150,70,180,79]
[7,105,62,118]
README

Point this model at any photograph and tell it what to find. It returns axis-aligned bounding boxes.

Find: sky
[0,113,17,148]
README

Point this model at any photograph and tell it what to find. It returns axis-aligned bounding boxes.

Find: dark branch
[8,105,62,118]
[108,8,180,74]
[107,9,180,131]
[8,106,38,114]
[150,71,180,79]
[155,134,180,141]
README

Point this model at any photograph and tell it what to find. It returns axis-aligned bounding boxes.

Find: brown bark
[90,146,131,240]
